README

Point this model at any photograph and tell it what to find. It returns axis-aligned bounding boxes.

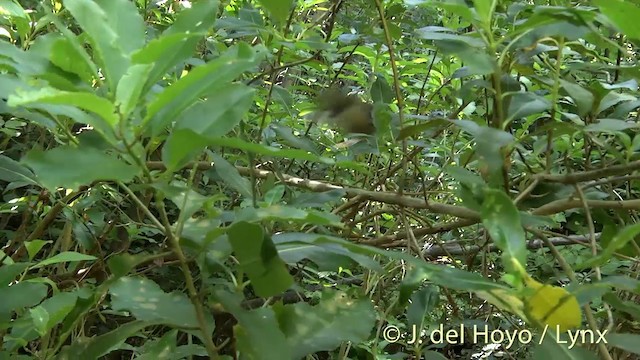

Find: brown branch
[421,233,598,258]
[533,160,640,184]
[147,161,480,220]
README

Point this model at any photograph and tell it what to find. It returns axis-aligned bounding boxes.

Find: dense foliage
[2,0,640,359]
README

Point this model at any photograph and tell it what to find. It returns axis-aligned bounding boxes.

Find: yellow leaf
[523,277,581,332]
[477,289,526,319]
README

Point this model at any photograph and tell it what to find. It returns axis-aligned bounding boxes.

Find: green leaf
[215,290,292,360]
[481,188,527,273]
[49,36,97,83]
[595,0,640,41]
[421,351,449,360]
[63,0,130,90]
[115,63,153,118]
[95,0,145,55]
[8,87,119,130]
[24,240,52,261]
[31,291,80,335]
[272,233,382,271]
[371,75,394,104]
[264,185,285,205]
[577,223,640,270]
[0,263,30,287]
[227,221,293,297]
[212,153,254,199]
[532,333,599,360]
[276,290,376,359]
[406,286,439,330]
[58,320,154,360]
[132,32,205,90]
[175,83,255,137]
[400,262,508,305]
[132,0,220,91]
[161,130,210,172]
[584,118,639,133]
[110,276,213,329]
[270,124,320,154]
[257,0,294,23]
[507,92,551,123]
[559,79,594,117]
[606,333,640,355]
[0,154,37,185]
[145,43,258,135]
[0,282,48,321]
[31,251,97,269]
[23,146,139,192]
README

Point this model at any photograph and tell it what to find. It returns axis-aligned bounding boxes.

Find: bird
[312,88,375,135]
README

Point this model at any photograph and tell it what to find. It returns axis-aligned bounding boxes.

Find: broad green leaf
[212,153,253,199]
[95,0,145,55]
[57,320,154,360]
[63,0,130,90]
[585,118,639,133]
[422,351,449,360]
[371,75,394,103]
[595,0,640,41]
[0,282,48,321]
[559,79,594,117]
[145,42,258,135]
[30,291,80,335]
[400,263,509,305]
[406,286,439,330]
[135,330,180,360]
[606,333,640,355]
[264,185,285,205]
[272,233,382,271]
[257,0,294,23]
[507,92,551,123]
[215,290,292,360]
[0,154,37,185]
[175,83,255,137]
[481,188,527,274]
[107,253,158,279]
[49,36,97,83]
[110,276,213,329]
[0,263,30,287]
[23,146,139,192]
[31,251,96,269]
[473,0,494,25]
[161,129,212,172]
[275,291,376,359]
[153,182,209,220]
[115,63,153,118]
[132,32,206,90]
[0,0,29,39]
[133,0,220,90]
[227,221,293,297]
[289,189,346,208]
[8,87,118,129]
[24,240,52,261]
[577,223,640,270]
[532,333,599,360]
[270,124,320,154]
[603,293,640,320]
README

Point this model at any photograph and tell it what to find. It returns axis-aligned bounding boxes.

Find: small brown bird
[312,88,375,135]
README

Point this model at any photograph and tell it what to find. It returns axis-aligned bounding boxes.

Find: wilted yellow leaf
[523,276,581,332]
